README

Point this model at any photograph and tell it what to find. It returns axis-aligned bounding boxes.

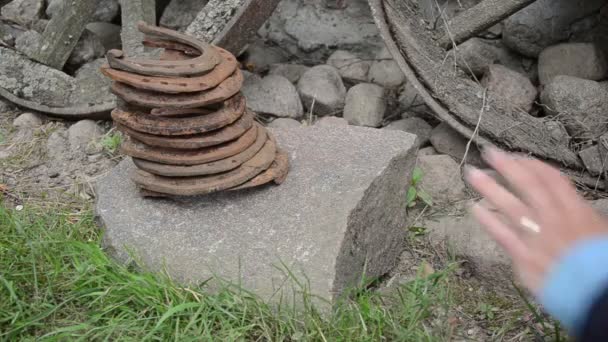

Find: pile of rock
[242,40,465,161]
[449,0,608,175]
[243,45,411,128]
[101,23,288,197]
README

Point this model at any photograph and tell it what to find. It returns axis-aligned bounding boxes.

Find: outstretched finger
[465,166,534,230]
[517,158,580,212]
[482,148,559,214]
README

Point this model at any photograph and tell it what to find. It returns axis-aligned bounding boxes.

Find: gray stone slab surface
[96,126,417,302]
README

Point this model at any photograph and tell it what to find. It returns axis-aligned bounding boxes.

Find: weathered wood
[186,0,281,56]
[437,0,537,48]
[27,0,96,69]
[367,0,492,148]
[119,0,155,56]
[186,0,244,44]
[368,0,581,168]
[325,0,348,9]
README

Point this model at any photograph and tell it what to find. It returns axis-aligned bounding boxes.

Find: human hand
[465,148,608,295]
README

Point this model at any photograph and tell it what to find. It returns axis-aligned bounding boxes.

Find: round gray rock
[398,82,427,111]
[243,41,289,73]
[417,154,467,204]
[242,69,262,85]
[1,0,44,27]
[268,118,301,129]
[481,64,537,112]
[430,122,483,166]
[455,38,529,77]
[13,112,43,129]
[67,30,105,67]
[538,43,608,85]
[502,0,606,57]
[384,117,432,146]
[343,83,386,127]
[71,58,114,107]
[86,22,121,51]
[242,74,304,119]
[579,145,604,176]
[327,50,370,83]
[297,65,346,116]
[68,120,103,152]
[418,146,437,157]
[540,75,608,139]
[268,63,310,84]
[367,46,405,88]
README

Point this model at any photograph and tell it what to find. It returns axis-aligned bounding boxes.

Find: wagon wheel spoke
[437,0,539,49]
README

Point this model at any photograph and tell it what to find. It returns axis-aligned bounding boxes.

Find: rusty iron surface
[149,106,217,118]
[230,147,289,190]
[121,123,258,165]
[142,39,199,56]
[132,136,277,196]
[106,22,221,77]
[111,69,243,108]
[101,47,237,93]
[138,188,170,198]
[132,123,268,177]
[159,49,188,61]
[116,110,254,149]
[111,94,246,136]
[101,23,290,196]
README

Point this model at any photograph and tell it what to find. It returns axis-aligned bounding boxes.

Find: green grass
[100,130,122,154]
[0,200,463,341]
[407,167,433,208]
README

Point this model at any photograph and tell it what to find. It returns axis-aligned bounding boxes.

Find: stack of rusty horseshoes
[101,22,289,197]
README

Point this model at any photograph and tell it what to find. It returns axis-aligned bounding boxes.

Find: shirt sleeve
[540,237,608,336]
[579,285,608,342]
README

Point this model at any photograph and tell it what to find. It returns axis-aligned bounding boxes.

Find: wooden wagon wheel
[368,0,607,188]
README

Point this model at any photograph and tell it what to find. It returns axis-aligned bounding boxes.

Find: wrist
[539,237,608,335]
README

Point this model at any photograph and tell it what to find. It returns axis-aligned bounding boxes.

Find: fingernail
[482,146,501,163]
[464,165,482,180]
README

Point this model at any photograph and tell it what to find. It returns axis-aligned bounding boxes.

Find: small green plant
[406,167,433,207]
[408,226,427,236]
[101,131,122,154]
[477,302,498,320]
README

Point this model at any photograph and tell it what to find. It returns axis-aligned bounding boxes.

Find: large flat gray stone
[96,126,417,302]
